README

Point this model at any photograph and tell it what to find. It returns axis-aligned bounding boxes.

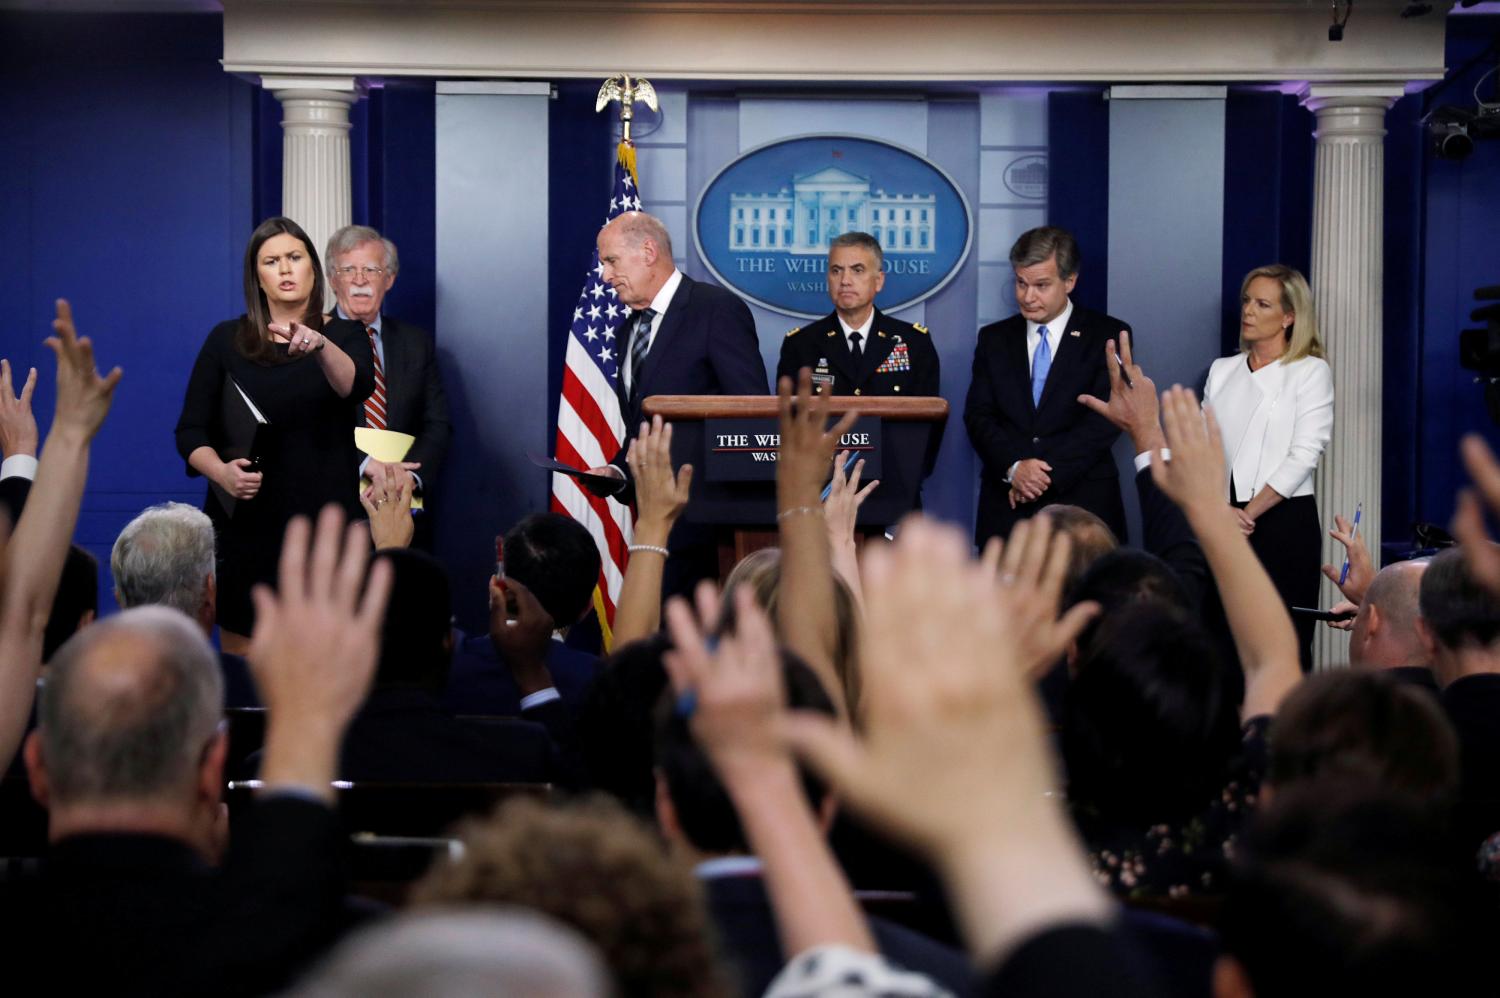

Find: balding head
[1350,559,1430,671]
[597,211,675,310]
[31,607,223,811]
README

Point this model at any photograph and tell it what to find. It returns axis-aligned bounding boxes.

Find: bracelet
[628,543,670,557]
[777,505,823,521]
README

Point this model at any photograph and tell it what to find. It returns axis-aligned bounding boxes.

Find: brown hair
[412,795,733,998]
[237,216,328,364]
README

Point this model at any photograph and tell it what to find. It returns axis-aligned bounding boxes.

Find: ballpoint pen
[821,451,860,502]
[1338,501,1363,586]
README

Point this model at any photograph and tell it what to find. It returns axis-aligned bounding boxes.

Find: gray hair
[326,224,400,278]
[612,211,674,260]
[1010,226,1080,279]
[40,606,223,805]
[111,502,215,618]
[829,230,884,267]
[287,908,612,998]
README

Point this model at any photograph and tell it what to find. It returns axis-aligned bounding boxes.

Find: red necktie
[364,327,387,429]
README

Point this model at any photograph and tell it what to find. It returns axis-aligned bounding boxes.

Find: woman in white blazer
[1203,265,1333,671]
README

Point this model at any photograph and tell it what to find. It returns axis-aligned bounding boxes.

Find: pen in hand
[821,451,860,503]
[1337,501,1363,586]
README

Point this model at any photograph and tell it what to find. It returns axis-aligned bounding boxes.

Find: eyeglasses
[335,265,387,279]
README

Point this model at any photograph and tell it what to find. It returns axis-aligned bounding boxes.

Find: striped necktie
[627,308,657,398]
[364,326,388,429]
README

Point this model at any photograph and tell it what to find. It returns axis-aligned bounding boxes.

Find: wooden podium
[642,395,948,575]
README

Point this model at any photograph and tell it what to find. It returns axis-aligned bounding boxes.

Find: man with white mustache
[326,225,451,535]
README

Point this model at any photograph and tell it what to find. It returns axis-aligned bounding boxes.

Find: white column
[261,76,363,272]
[1299,83,1402,670]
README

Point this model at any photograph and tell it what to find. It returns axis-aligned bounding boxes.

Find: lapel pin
[1070,330,1081,337]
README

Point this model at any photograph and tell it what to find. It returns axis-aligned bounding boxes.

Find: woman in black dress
[176,217,374,651]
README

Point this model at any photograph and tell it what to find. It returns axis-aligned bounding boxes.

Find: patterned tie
[1031,326,1052,407]
[849,331,863,357]
[364,326,388,429]
[628,308,657,398]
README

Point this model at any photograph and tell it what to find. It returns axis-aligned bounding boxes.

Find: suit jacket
[1203,353,1333,502]
[0,472,30,529]
[442,631,600,718]
[365,315,452,487]
[0,796,346,998]
[984,924,1162,998]
[964,304,1128,544]
[610,273,768,468]
[704,871,976,997]
[777,308,941,399]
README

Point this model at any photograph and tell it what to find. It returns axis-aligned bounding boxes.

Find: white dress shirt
[1025,299,1073,369]
[837,310,876,355]
[622,268,684,395]
[1203,352,1334,501]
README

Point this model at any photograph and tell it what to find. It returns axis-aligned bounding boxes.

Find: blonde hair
[1239,264,1326,364]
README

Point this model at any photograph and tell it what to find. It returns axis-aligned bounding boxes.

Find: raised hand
[45,299,121,441]
[982,513,1100,679]
[248,505,392,799]
[1076,330,1163,453]
[0,359,38,459]
[1149,386,1227,517]
[1453,434,1500,598]
[823,450,878,547]
[626,415,693,540]
[1321,513,1374,604]
[488,574,556,698]
[778,369,859,506]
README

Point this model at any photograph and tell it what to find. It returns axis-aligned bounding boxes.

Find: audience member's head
[1349,559,1430,672]
[1039,504,1119,598]
[42,544,98,663]
[654,653,837,856]
[286,908,611,998]
[413,795,728,998]
[502,513,602,631]
[26,606,226,856]
[369,548,454,691]
[111,502,217,634]
[1217,783,1489,997]
[1418,547,1500,686]
[1064,600,1241,829]
[1266,671,1459,810]
[720,547,862,717]
[579,633,671,819]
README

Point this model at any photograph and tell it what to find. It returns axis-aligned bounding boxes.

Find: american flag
[550,143,645,647]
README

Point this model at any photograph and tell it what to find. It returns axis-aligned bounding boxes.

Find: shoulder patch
[913,323,930,335]
[785,326,801,338]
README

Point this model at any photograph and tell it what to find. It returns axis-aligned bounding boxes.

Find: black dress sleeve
[175,321,233,476]
[325,318,375,404]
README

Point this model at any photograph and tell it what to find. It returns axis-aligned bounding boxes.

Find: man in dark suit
[326,225,451,508]
[777,231,940,399]
[965,226,1129,545]
[585,210,768,490]
[2,511,384,996]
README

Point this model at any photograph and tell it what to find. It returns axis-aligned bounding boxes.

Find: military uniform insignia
[785,326,802,338]
[812,357,835,388]
[876,342,912,374]
[913,323,930,335]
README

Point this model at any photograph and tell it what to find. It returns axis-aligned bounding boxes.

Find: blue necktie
[1031,326,1052,407]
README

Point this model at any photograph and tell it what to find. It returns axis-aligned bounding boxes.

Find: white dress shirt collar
[1025,298,1072,366]
[624,269,683,392]
[836,309,876,354]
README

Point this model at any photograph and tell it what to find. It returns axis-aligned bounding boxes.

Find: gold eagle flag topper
[595,74,660,145]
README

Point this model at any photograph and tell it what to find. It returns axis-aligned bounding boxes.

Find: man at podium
[777,231,940,399]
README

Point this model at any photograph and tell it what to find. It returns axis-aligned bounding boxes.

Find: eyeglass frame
[334,265,388,279]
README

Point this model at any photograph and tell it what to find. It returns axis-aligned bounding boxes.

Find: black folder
[210,375,270,518]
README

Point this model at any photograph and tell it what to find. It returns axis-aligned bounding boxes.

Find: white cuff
[1005,460,1020,483]
[1133,449,1169,473]
[520,688,561,711]
[0,454,37,481]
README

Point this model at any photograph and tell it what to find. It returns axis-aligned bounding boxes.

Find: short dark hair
[655,655,836,853]
[1010,226,1080,278]
[1420,547,1500,650]
[43,544,98,663]
[578,634,671,819]
[372,548,453,690]
[238,216,328,364]
[1268,671,1459,808]
[503,514,602,627]
[1221,783,1489,996]
[829,231,883,267]
[1064,600,1241,828]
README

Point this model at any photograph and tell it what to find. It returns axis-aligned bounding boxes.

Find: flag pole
[596,73,659,188]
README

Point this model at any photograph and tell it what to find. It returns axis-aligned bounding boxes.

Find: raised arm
[611,416,693,647]
[0,300,121,771]
[776,370,859,717]
[823,449,878,610]
[1150,387,1301,720]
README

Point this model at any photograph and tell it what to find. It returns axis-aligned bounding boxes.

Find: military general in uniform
[776,231,940,398]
